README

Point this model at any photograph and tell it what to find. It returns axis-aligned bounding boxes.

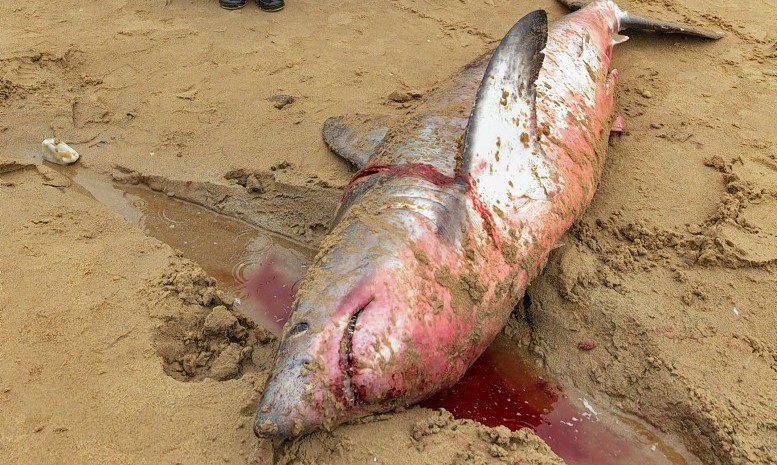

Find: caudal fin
[619,13,723,40]
[556,0,723,40]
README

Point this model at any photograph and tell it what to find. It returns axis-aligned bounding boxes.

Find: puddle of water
[232,242,307,334]
[61,167,698,464]
[421,337,697,465]
[67,169,313,335]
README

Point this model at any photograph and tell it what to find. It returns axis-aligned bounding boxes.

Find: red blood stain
[343,163,456,199]
[464,180,501,248]
[239,249,681,464]
[577,341,597,351]
[422,339,676,465]
[422,346,556,426]
[237,248,304,334]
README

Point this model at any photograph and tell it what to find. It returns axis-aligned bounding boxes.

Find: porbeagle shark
[253,0,722,438]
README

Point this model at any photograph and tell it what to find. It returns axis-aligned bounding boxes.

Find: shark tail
[557,0,723,39]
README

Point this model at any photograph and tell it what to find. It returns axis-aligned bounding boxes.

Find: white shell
[41,138,80,165]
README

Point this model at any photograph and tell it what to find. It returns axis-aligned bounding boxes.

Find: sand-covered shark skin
[254,1,722,438]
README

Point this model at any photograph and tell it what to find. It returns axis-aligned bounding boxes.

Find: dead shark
[254,0,722,438]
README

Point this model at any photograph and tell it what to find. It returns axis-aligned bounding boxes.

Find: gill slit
[339,297,373,405]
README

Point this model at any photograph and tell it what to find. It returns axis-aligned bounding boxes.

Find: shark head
[252,193,480,437]
[253,217,416,437]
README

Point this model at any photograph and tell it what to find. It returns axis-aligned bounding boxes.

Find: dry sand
[1,0,775,464]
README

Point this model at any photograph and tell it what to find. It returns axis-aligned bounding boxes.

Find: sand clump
[274,409,564,465]
[153,263,276,382]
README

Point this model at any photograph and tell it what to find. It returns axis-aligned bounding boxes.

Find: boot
[257,0,284,11]
[219,0,246,9]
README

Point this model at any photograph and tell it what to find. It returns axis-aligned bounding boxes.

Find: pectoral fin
[322,114,393,168]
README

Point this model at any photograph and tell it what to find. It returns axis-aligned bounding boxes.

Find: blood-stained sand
[1,1,775,464]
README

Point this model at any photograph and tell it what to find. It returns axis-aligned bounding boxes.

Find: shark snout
[253,356,319,438]
[253,273,384,438]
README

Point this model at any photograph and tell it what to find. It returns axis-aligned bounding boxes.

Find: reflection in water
[67,171,313,335]
[114,184,313,336]
[65,171,698,465]
[233,245,307,335]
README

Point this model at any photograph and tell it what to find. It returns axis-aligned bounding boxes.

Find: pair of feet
[220,0,284,11]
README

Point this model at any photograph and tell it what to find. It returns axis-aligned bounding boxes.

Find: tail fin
[619,13,723,40]
[556,0,723,40]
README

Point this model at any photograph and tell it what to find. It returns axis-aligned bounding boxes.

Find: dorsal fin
[322,114,393,168]
[460,10,548,196]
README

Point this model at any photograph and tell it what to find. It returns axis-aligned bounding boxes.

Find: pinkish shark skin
[254,1,722,438]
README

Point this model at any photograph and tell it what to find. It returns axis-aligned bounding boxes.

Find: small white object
[42,138,79,165]
[582,398,599,416]
[733,307,740,317]
[611,33,630,46]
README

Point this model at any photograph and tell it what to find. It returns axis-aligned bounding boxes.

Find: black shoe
[219,0,246,9]
[257,0,284,11]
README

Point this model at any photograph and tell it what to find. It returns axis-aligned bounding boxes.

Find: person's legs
[256,0,284,11]
[219,0,246,9]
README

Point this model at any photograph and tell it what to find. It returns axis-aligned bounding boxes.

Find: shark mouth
[339,299,371,405]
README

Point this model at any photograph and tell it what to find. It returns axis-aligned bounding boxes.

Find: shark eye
[287,321,309,337]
